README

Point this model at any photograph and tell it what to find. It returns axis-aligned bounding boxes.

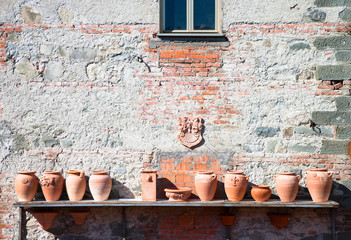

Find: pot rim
[17,170,36,174]
[44,171,61,174]
[252,185,271,189]
[164,187,192,193]
[196,171,213,174]
[277,172,296,175]
[141,169,157,173]
[308,168,328,172]
[91,171,108,175]
[226,171,244,175]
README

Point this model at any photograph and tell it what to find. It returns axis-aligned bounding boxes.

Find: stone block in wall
[336,51,351,63]
[254,127,279,137]
[335,96,351,111]
[336,126,351,139]
[315,0,351,7]
[314,36,351,50]
[294,126,334,137]
[315,65,351,80]
[21,6,42,24]
[312,111,351,125]
[288,144,318,153]
[43,61,63,80]
[320,140,350,154]
[70,48,96,61]
[339,8,351,21]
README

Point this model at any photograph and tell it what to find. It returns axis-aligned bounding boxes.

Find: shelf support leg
[19,207,25,240]
[331,208,336,240]
[122,206,126,240]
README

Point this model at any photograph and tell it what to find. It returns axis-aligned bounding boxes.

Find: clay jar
[66,170,86,201]
[224,171,249,201]
[89,171,112,201]
[140,169,157,201]
[15,171,39,202]
[40,171,64,201]
[274,172,300,202]
[194,171,217,201]
[306,168,333,202]
[251,185,271,202]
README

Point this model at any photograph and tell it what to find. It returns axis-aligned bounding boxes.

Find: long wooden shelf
[13,199,339,208]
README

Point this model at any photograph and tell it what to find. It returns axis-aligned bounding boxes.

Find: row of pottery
[16,168,333,203]
[15,170,112,202]
[174,168,332,202]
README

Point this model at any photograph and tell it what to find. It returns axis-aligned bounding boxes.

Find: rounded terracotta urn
[15,171,39,202]
[40,171,64,201]
[194,171,217,201]
[251,185,271,202]
[224,171,249,201]
[274,172,300,202]
[306,168,333,202]
[66,170,86,201]
[89,171,112,201]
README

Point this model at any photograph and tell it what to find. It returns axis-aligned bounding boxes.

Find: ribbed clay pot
[15,171,39,202]
[306,168,333,202]
[224,171,249,201]
[274,172,300,202]
[40,171,64,201]
[89,171,112,201]
[194,171,217,201]
[66,170,86,201]
[251,185,271,202]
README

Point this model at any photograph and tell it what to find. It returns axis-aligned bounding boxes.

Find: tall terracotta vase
[66,170,86,201]
[251,185,271,202]
[306,168,333,202]
[274,172,300,202]
[89,171,112,201]
[40,171,64,201]
[224,171,249,201]
[194,171,217,201]
[140,169,157,201]
[15,171,39,202]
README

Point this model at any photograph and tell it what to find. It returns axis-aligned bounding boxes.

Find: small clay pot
[194,171,217,201]
[89,171,112,201]
[274,172,300,202]
[32,211,58,230]
[15,171,39,202]
[66,170,86,201]
[306,168,333,202]
[224,171,249,201]
[251,185,271,202]
[164,187,192,201]
[40,171,64,201]
[221,215,235,226]
[267,213,292,229]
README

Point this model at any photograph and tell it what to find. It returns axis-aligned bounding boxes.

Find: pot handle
[297,175,301,181]
[328,172,333,178]
[79,170,85,178]
[245,176,249,181]
[211,174,217,181]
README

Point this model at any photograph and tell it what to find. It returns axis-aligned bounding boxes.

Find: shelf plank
[13,199,339,208]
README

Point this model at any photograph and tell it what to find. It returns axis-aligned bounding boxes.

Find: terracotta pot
[15,171,39,202]
[251,185,271,202]
[274,172,300,202]
[32,211,58,230]
[164,187,192,201]
[267,213,292,229]
[66,170,86,201]
[140,169,157,201]
[306,168,333,202]
[194,171,217,201]
[89,171,112,201]
[224,171,248,201]
[221,215,235,226]
[40,171,64,201]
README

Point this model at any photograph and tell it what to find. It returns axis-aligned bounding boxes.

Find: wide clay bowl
[251,185,271,202]
[164,187,192,201]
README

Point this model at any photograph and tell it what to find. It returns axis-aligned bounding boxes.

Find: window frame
[159,0,221,34]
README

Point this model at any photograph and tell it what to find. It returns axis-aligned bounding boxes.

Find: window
[160,0,221,34]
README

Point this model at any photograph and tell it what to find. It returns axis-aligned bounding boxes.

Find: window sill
[149,33,229,49]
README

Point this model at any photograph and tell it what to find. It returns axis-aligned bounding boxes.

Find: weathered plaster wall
[1,0,351,239]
